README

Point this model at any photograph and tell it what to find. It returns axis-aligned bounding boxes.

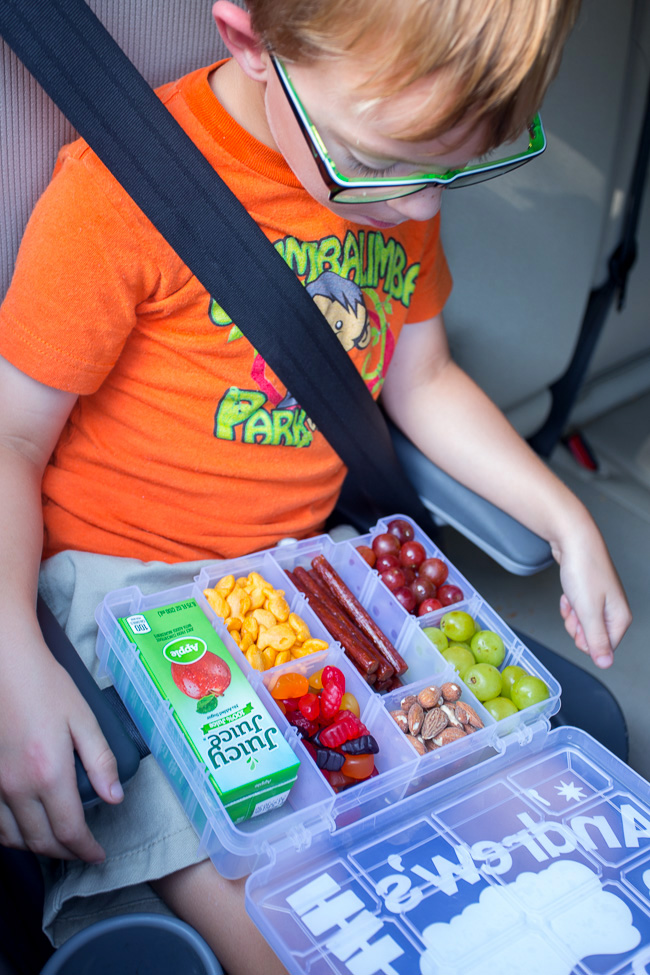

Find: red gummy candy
[320,681,344,721]
[335,711,368,738]
[321,665,345,691]
[287,711,319,737]
[299,692,320,721]
[319,715,359,748]
[280,696,300,712]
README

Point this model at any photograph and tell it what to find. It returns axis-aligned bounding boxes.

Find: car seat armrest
[389,423,554,576]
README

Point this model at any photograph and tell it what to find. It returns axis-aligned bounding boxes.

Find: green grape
[511,675,549,710]
[464,663,502,702]
[501,665,527,700]
[440,611,475,644]
[470,630,505,668]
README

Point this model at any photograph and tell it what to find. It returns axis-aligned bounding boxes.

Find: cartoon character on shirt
[262,272,371,411]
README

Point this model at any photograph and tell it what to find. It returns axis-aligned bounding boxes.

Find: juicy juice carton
[118,598,300,823]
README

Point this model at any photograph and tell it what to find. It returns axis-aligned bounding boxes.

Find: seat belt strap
[528,74,650,458]
[0,0,439,536]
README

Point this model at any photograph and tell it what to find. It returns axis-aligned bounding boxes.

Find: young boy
[0,0,631,970]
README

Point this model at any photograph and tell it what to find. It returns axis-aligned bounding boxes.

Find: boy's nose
[387,185,443,221]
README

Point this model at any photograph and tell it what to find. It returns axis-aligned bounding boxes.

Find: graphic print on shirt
[210,229,421,448]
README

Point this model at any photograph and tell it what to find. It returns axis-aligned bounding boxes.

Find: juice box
[118,597,300,823]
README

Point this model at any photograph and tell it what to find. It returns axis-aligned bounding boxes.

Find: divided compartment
[358,513,480,625]
[195,547,337,678]
[259,648,419,807]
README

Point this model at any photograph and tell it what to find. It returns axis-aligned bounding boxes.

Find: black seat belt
[0,0,439,539]
[528,74,650,458]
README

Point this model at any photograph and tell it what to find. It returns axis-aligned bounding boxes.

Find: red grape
[399,540,426,568]
[356,545,376,568]
[380,567,407,593]
[419,558,449,587]
[409,576,436,605]
[437,584,464,607]
[401,565,416,585]
[418,597,443,616]
[375,553,400,573]
[395,586,417,613]
[372,532,401,557]
[386,518,414,544]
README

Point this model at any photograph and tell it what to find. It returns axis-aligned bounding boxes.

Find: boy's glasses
[272,57,546,205]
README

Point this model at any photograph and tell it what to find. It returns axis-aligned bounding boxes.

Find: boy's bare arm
[381,315,632,667]
[0,355,123,861]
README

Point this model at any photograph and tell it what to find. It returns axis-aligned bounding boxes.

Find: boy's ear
[212,1,269,81]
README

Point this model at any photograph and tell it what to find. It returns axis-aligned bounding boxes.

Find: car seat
[0,0,637,972]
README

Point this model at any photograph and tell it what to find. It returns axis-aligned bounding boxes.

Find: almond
[455,701,484,729]
[432,726,467,747]
[417,685,442,709]
[440,703,464,728]
[400,694,418,712]
[406,734,427,755]
[407,702,425,736]
[440,682,462,702]
[421,707,449,740]
[390,710,409,733]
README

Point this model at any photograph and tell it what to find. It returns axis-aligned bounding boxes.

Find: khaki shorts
[38,550,216,947]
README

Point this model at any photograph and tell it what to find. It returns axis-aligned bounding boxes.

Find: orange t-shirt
[0,63,452,562]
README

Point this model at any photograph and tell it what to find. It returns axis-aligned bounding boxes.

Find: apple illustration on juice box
[118,599,300,822]
[167,636,232,712]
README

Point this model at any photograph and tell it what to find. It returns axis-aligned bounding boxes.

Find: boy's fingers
[2,777,105,862]
[559,594,572,620]
[71,717,123,805]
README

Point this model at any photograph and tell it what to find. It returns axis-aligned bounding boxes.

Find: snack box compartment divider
[95,516,561,881]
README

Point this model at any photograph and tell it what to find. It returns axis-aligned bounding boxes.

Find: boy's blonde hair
[247,0,580,148]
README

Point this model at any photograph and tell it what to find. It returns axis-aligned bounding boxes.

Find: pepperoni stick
[290,571,382,676]
[291,569,394,680]
[294,567,349,623]
[311,555,408,676]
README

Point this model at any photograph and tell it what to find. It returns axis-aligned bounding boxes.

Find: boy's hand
[552,523,632,669]
[0,640,123,862]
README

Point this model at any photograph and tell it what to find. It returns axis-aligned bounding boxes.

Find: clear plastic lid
[246,726,650,975]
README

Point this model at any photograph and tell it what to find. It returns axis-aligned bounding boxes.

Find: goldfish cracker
[215,574,235,598]
[291,643,319,659]
[300,638,329,655]
[236,576,249,589]
[257,623,295,653]
[274,650,291,667]
[261,647,277,670]
[248,587,267,611]
[240,633,254,653]
[265,590,290,622]
[226,617,242,633]
[252,608,277,629]
[203,588,229,619]
[229,629,242,646]
[245,646,265,671]
[288,612,310,642]
[241,615,259,642]
[247,572,274,595]
[227,586,251,619]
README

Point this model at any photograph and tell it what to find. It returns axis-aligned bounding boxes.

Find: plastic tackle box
[94,516,650,974]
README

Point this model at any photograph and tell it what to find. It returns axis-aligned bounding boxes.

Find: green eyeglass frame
[271,57,546,204]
